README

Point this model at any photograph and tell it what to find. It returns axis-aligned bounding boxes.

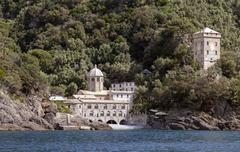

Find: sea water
[0,130,240,152]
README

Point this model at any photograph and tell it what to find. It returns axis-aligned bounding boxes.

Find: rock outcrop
[148,108,240,130]
[0,91,53,131]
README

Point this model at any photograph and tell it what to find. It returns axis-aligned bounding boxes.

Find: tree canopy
[1,0,240,110]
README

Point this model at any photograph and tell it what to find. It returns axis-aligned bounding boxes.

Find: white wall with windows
[111,82,135,92]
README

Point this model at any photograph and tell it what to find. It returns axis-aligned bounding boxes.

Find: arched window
[113,104,116,109]
[94,104,98,109]
[100,111,104,116]
[107,111,110,116]
[119,111,123,116]
[89,111,94,116]
[97,77,100,82]
[113,111,116,116]
[103,104,107,109]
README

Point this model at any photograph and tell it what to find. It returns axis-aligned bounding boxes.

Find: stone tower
[192,27,221,70]
[87,65,104,92]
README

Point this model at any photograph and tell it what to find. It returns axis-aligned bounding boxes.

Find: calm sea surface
[0,130,240,152]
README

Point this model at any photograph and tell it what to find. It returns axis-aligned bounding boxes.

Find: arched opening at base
[119,119,127,125]
[89,120,93,123]
[98,120,103,122]
[106,120,117,124]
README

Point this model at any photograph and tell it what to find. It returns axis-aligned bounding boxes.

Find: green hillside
[1,0,240,111]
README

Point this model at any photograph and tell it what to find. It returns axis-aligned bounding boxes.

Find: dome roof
[88,65,104,77]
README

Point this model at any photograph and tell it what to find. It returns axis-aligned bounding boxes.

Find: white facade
[49,95,65,101]
[111,82,136,92]
[110,91,134,101]
[193,27,221,70]
[65,66,135,125]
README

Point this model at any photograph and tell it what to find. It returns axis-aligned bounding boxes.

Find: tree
[65,82,78,97]
[29,49,53,73]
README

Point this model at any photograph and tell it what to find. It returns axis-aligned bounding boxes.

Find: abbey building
[64,65,135,125]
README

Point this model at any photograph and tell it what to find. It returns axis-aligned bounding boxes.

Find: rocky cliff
[148,101,240,130]
[0,90,53,131]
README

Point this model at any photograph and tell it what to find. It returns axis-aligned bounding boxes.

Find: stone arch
[119,119,127,125]
[106,120,117,124]
[98,120,103,122]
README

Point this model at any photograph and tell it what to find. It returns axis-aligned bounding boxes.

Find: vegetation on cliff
[1,0,240,112]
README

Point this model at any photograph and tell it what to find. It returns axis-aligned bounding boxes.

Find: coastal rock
[0,90,53,131]
[168,123,186,130]
[148,109,240,131]
[43,112,56,125]
[0,123,25,131]
[191,116,218,130]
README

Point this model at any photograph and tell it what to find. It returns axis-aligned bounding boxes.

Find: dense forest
[1,0,240,112]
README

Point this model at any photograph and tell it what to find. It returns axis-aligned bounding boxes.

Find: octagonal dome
[88,65,104,77]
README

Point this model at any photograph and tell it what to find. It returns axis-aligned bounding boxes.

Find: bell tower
[193,27,221,70]
[87,65,104,92]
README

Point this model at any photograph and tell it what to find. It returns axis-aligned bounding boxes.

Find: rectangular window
[215,42,218,46]
[87,105,91,109]
[207,41,209,45]
[201,41,203,46]
[207,50,209,55]
[215,51,218,55]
